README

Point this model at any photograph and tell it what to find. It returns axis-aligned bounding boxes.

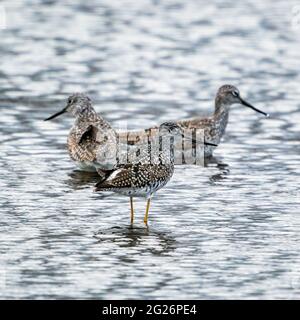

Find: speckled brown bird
[118,85,269,158]
[44,93,118,178]
[94,122,217,225]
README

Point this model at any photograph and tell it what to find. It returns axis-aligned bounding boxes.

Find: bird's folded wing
[95,164,171,190]
[177,117,214,129]
[78,124,99,144]
[117,128,159,146]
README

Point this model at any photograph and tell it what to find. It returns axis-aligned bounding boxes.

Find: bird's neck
[158,136,175,163]
[76,106,98,122]
[214,97,230,123]
[211,99,230,140]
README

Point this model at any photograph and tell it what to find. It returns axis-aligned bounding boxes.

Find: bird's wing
[117,117,215,146]
[177,117,214,130]
[177,117,220,144]
[78,124,99,144]
[117,128,159,146]
[68,128,97,163]
[95,163,171,191]
[69,122,117,165]
[78,120,115,146]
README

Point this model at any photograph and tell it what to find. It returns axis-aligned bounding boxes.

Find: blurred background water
[0,0,300,299]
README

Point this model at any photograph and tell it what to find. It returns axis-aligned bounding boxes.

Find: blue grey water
[0,0,300,299]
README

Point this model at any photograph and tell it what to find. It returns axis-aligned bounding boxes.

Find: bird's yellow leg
[144,198,151,225]
[130,197,134,225]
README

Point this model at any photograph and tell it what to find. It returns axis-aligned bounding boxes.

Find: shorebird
[118,85,268,158]
[94,122,217,225]
[44,93,118,177]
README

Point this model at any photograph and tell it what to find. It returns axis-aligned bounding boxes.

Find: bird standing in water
[118,85,269,158]
[94,122,217,225]
[44,93,118,178]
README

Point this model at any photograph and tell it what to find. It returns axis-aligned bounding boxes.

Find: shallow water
[0,0,300,299]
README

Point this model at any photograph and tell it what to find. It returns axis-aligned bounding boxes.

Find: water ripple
[0,0,300,299]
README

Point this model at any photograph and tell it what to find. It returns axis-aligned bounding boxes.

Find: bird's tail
[94,180,110,192]
[94,169,115,192]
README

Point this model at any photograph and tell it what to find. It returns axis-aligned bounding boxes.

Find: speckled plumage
[67,115,117,172]
[96,163,173,197]
[45,93,118,175]
[95,123,180,225]
[118,85,267,158]
[95,122,217,225]
[95,123,177,198]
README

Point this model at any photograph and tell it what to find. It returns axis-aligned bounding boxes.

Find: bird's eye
[232,90,239,97]
[68,98,72,104]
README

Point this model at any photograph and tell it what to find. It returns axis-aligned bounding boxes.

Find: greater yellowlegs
[44,93,118,177]
[94,122,217,225]
[118,85,268,158]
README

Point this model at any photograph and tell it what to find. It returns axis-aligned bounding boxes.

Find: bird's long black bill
[44,107,67,121]
[240,97,269,117]
[203,141,217,147]
[183,136,217,147]
[193,139,217,147]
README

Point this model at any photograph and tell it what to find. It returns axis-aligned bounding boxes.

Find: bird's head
[44,93,93,121]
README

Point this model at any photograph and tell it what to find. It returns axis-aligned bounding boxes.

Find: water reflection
[208,160,230,183]
[94,225,176,255]
[66,170,99,190]
[1,0,300,299]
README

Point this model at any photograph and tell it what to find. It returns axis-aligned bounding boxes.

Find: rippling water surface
[1,0,300,299]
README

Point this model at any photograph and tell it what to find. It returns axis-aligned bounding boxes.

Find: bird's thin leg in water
[144,198,151,225]
[130,197,134,225]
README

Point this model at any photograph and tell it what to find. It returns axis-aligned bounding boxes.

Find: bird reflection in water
[94,225,176,255]
[66,170,100,190]
[205,156,230,183]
